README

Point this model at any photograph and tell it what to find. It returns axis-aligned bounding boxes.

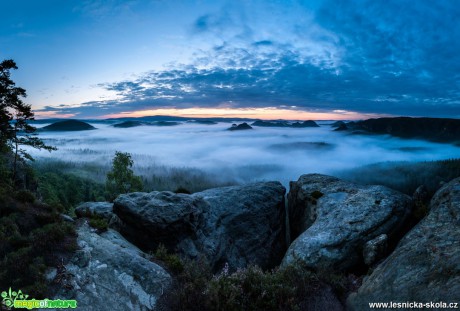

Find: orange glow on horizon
[35,111,77,119]
[97,107,385,120]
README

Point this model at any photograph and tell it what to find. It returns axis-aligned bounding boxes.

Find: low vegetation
[156,249,350,311]
[0,193,77,298]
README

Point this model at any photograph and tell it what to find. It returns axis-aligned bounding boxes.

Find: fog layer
[29,122,460,188]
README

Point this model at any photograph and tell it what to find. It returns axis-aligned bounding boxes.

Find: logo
[1,288,77,310]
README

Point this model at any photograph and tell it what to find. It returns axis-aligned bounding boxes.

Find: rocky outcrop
[291,120,320,128]
[228,122,253,131]
[75,202,114,221]
[333,123,348,131]
[113,191,207,256]
[283,174,412,271]
[251,120,320,128]
[113,182,287,271]
[348,177,460,310]
[49,223,171,311]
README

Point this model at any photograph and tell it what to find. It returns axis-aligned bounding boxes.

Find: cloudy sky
[1,0,459,120]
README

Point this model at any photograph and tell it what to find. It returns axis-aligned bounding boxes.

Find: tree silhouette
[0,59,56,186]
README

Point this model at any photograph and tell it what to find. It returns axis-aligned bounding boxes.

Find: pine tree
[0,59,56,187]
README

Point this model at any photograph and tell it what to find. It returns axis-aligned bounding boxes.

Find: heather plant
[158,258,347,311]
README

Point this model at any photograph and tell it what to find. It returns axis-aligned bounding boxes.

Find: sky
[1,0,459,120]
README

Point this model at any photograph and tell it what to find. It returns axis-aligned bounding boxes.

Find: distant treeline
[340,158,460,197]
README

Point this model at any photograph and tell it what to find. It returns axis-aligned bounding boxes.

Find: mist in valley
[26,121,460,193]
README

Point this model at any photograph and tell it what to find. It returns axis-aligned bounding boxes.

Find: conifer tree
[0,59,56,186]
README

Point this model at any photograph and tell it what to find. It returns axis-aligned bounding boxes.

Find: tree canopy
[106,151,143,201]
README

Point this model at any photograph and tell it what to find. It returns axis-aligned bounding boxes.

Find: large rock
[283,174,412,271]
[348,177,460,310]
[75,202,114,221]
[113,182,286,271]
[49,223,171,311]
[113,191,207,256]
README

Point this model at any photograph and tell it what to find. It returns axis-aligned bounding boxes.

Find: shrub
[0,199,77,299]
[14,190,36,203]
[158,258,347,311]
[153,244,184,274]
[89,217,109,232]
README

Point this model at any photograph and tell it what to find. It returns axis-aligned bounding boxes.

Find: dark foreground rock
[347,177,460,310]
[283,174,412,271]
[49,223,171,311]
[113,182,287,271]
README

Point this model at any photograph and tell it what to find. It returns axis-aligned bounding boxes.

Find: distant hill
[150,121,181,126]
[252,120,319,128]
[291,120,320,128]
[41,120,96,131]
[228,123,253,131]
[113,121,145,128]
[187,120,218,125]
[267,141,334,151]
[348,117,460,143]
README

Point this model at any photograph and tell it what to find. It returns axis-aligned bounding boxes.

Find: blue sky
[1,0,459,119]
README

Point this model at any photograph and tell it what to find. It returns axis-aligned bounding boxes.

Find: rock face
[283,174,412,271]
[113,191,207,255]
[348,177,460,310]
[50,223,171,311]
[113,182,287,271]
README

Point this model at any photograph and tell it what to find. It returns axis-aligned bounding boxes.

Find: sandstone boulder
[348,177,460,310]
[75,202,114,221]
[283,174,412,271]
[49,222,171,311]
[113,182,286,271]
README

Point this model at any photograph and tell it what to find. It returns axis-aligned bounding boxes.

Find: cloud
[42,0,460,118]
